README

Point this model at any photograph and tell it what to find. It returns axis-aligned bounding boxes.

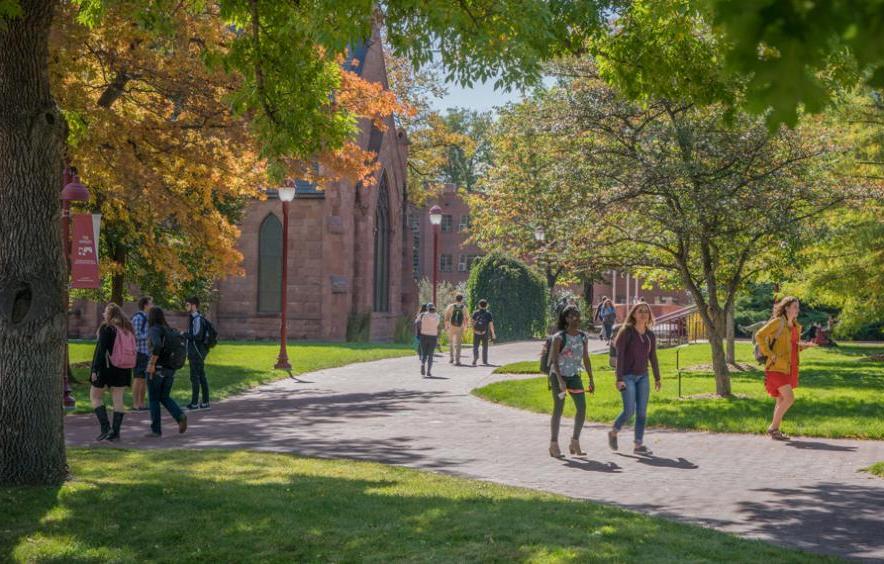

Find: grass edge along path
[864,462,884,478]
[1,449,837,563]
[67,340,415,414]
[475,342,884,440]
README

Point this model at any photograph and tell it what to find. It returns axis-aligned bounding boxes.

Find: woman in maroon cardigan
[608,302,661,455]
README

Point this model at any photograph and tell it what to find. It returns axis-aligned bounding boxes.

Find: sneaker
[178,415,188,434]
[472,359,477,366]
[185,403,199,410]
[199,403,211,410]
[420,365,425,376]
[634,444,653,456]
[607,430,618,451]
[449,358,454,364]
[144,432,162,438]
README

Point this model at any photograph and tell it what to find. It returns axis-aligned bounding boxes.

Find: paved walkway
[66,341,884,560]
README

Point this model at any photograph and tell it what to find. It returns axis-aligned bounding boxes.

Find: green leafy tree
[466,253,547,341]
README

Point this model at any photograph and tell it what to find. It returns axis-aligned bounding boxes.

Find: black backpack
[451,304,465,327]
[540,331,587,374]
[472,310,489,333]
[160,327,188,370]
[201,316,218,349]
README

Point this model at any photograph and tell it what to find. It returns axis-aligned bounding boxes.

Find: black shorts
[133,353,150,378]
[92,367,132,388]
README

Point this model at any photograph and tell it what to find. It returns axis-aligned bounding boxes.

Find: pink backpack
[109,327,137,369]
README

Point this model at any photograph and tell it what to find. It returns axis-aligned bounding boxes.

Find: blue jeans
[148,368,184,435]
[613,373,650,443]
[189,356,209,405]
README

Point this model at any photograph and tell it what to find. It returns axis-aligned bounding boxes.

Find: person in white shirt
[444,294,468,365]
[418,303,441,377]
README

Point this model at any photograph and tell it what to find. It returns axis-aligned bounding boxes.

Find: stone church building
[69,31,417,342]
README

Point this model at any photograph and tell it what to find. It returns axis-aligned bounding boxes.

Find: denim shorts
[134,352,150,378]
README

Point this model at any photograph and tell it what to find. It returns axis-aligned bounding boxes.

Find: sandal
[768,428,790,441]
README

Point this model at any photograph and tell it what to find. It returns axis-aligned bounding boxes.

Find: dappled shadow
[615,453,699,470]
[0,449,822,562]
[0,484,61,561]
[738,482,884,559]
[784,440,857,452]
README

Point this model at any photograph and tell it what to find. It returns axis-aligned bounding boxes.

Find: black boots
[94,406,111,441]
[106,412,125,442]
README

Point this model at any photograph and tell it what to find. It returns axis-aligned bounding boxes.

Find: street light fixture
[533,225,545,243]
[428,205,443,306]
[60,168,90,411]
[274,186,296,372]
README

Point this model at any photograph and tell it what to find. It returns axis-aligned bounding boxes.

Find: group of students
[89,296,214,441]
[413,294,497,377]
[545,295,815,458]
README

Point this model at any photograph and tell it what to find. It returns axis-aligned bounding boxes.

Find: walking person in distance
[547,305,594,458]
[608,302,661,455]
[595,297,617,343]
[444,293,468,365]
[130,296,153,411]
[184,296,212,410]
[413,303,428,359]
[90,303,137,441]
[755,296,816,440]
[145,306,188,438]
[471,299,496,366]
[418,303,441,377]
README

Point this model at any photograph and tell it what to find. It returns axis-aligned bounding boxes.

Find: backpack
[201,316,218,349]
[753,318,786,365]
[472,310,489,333]
[450,304,465,327]
[108,327,137,369]
[160,327,188,370]
[540,331,587,374]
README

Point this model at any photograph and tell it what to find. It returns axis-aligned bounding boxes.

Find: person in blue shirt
[130,296,153,411]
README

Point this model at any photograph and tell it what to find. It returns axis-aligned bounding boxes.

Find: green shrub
[346,311,371,342]
[393,315,415,345]
[466,253,547,341]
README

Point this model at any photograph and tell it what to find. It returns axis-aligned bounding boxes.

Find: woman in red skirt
[755,296,817,440]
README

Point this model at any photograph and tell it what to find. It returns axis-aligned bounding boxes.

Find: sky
[428,79,527,114]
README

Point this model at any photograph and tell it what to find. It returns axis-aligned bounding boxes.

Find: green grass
[478,342,884,439]
[865,462,884,478]
[68,340,414,414]
[0,449,833,563]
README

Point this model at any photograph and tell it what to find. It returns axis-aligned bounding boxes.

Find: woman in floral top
[548,305,594,458]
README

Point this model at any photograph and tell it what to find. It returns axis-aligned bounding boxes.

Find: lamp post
[60,168,90,410]
[275,186,296,371]
[428,205,443,305]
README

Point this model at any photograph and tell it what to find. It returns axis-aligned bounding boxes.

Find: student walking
[547,305,594,458]
[130,296,153,411]
[90,303,136,441]
[418,304,441,377]
[755,296,816,440]
[471,299,496,366]
[145,307,188,437]
[608,302,661,455]
[595,297,617,343]
[184,296,211,410]
[414,303,428,359]
[444,294,468,365]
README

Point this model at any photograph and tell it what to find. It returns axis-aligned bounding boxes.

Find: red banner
[71,213,101,289]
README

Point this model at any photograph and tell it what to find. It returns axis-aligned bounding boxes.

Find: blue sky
[429,79,527,113]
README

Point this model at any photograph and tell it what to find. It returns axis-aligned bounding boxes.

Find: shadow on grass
[0,449,825,563]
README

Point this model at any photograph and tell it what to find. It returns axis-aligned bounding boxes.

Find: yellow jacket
[755,317,805,373]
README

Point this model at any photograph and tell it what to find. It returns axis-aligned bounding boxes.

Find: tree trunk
[709,333,732,396]
[726,301,736,364]
[0,0,69,485]
[545,268,557,291]
[111,245,126,305]
[582,274,594,308]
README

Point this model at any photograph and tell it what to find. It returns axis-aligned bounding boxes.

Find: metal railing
[653,305,703,347]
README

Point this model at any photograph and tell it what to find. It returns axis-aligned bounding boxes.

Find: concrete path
[66,341,884,560]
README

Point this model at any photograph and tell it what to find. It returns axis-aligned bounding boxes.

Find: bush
[465,253,547,341]
[393,315,415,345]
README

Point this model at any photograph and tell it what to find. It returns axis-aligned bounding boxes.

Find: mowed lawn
[475,342,884,439]
[68,340,414,414]
[0,449,834,563]
[866,462,884,478]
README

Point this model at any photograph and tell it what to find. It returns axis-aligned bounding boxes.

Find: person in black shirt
[471,299,496,366]
[90,303,135,441]
[145,307,188,438]
[184,296,210,410]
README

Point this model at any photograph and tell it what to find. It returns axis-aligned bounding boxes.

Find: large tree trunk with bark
[707,312,732,396]
[110,245,126,305]
[582,274,594,308]
[0,0,68,485]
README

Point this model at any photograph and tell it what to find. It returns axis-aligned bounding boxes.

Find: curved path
[66,341,884,560]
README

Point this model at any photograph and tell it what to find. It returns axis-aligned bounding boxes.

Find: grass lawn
[68,340,414,414]
[476,342,884,439]
[865,462,884,478]
[1,449,833,563]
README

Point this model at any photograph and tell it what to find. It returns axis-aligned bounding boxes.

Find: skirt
[764,370,798,397]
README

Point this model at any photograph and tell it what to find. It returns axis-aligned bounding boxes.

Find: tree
[465,253,547,341]
[1,0,612,485]
[547,69,858,396]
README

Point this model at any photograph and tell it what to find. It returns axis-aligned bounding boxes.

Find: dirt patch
[859,354,884,363]
[681,362,758,373]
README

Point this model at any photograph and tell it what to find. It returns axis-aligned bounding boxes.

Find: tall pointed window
[373,175,391,312]
[257,214,283,313]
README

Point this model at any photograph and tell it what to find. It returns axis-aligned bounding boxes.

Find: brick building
[69,30,417,341]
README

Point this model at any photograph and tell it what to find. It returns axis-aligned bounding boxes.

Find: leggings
[550,375,586,442]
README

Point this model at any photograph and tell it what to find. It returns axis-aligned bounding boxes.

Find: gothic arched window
[257,214,283,313]
[373,175,391,312]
